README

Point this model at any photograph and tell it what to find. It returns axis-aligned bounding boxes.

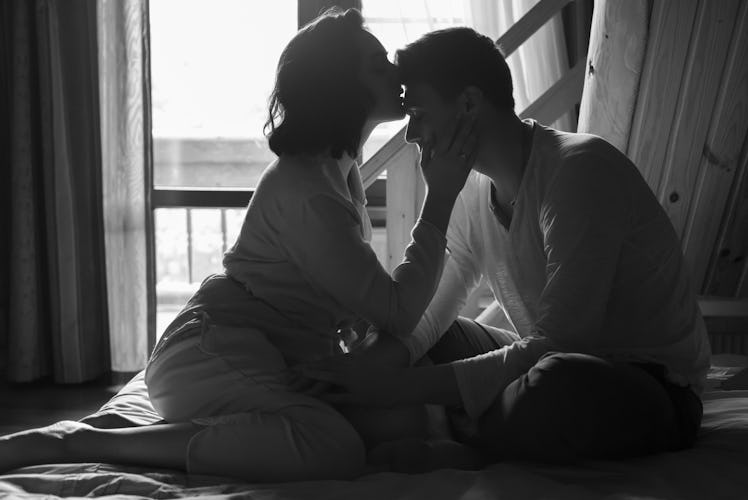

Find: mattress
[2,356,747,499]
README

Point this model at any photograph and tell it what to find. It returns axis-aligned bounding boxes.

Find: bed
[2,355,748,499]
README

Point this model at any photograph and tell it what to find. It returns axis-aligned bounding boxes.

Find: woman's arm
[302,334,554,417]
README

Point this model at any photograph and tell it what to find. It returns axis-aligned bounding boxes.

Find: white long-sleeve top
[400,122,711,419]
[223,154,446,365]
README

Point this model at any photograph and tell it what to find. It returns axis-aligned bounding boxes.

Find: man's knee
[428,317,507,363]
[476,353,681,462]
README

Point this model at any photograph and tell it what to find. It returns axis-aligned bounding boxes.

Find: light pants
[145,316,365,482]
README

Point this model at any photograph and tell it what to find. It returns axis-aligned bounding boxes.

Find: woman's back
[223,154,375,363]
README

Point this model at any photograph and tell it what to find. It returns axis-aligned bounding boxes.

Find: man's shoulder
[537,125,617,161]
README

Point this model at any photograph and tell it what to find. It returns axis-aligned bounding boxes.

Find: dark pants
[428,317,703,463]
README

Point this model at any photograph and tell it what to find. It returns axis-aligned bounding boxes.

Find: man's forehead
[403,82,441,108]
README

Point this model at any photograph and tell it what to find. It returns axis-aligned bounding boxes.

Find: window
[150,0,298,337]
[150,1,494,338]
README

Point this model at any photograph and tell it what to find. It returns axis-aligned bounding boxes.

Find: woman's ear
[459,86,485,114]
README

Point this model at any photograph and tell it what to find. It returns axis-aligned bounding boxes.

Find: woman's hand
[420,113,479,199]
[300,354,405,407]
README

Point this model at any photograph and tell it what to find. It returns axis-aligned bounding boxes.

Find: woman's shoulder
[256,155,328,198]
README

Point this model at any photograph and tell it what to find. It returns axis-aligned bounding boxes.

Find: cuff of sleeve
[451,355,504,419]
[412,217,447,244]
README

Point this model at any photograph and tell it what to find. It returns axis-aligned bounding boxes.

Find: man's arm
[302,335,553,415]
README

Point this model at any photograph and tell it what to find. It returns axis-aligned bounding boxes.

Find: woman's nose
[405,121,421,145]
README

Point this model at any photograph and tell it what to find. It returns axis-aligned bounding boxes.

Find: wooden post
[385,145,424,271]
[577,0,650,153]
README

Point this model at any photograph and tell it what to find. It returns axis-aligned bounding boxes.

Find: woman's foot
[0,420,93,472]
[368,437,487,474]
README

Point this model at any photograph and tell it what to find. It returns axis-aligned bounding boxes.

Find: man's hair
[396,27,514,112]
[265,8,374,159]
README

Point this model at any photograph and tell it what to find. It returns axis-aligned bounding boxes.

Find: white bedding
[2,358,748,499]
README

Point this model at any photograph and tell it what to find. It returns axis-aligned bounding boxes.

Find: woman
[0,9,476,482]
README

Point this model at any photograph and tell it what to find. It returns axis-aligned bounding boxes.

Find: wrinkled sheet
[2,358,748,499]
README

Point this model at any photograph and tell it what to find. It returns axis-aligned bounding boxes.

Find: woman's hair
[396,27,514,112]
[264,8,374,159]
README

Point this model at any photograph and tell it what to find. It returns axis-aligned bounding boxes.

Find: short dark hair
[265,8,374,159]
[396,27,514,112]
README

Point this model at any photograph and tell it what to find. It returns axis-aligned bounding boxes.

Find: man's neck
[474,113,527,207]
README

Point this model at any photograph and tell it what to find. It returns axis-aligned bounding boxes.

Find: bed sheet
[2,357,748,500]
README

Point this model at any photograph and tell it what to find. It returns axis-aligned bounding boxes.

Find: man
[303,27,710,469]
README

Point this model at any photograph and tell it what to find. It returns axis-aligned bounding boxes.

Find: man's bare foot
[368,437,487,474]
[0,420,93,472]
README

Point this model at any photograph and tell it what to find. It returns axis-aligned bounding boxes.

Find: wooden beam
[520,56,586,125]
[361,125,407,189]
[496,0,574,57]
[576,0,650,153]
[682,0,748,291]
[385,145,423,271]
[699,296,748,318]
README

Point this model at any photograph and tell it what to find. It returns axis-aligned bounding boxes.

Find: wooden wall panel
[587,0,748,311]
[655,0,740,242]
[577,0,650,152]
[704,138,748,297]
[683,0,748,291]
[627,0,698,190]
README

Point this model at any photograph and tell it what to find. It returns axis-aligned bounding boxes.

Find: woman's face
[357,31,405,124]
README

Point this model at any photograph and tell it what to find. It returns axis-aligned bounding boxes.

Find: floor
[0,376,125,436]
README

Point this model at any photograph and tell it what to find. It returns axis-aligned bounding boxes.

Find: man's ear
[458,86,485,114]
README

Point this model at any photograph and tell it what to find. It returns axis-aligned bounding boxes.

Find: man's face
[403,82,460,153]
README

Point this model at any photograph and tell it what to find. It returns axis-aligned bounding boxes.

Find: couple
[0,8,709,482]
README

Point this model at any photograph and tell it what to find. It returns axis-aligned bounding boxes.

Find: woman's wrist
[420,190,459,235]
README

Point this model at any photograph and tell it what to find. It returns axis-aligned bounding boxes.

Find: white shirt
[223,154,446,364]
[400,123,711,418]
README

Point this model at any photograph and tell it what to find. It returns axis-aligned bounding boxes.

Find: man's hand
[285,368,332,397]
[300,354,405,407]
[420,113,479,199]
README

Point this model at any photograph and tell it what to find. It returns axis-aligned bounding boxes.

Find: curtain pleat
[7,0,110,383]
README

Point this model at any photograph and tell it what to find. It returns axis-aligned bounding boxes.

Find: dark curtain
[1,0,110,383]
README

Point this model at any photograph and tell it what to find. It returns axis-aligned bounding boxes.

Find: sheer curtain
[97,0,151,374]
[4,0,110,383]
[464,0,574,131]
